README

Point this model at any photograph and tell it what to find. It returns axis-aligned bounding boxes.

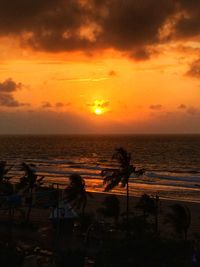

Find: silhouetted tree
[98,194,120,224]
[0,161,15,242]
[166,203,191,240]
[0,161,13,195]
[136,194,160,234]
[65,174,92,215]
[19,162,44,223]
[102,147,145,227]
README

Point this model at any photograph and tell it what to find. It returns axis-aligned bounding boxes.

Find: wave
[146,171,200,184]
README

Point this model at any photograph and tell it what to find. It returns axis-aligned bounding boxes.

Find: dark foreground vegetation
[0,148,199,267]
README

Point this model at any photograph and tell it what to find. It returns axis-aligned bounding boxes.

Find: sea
[0,134,200,203]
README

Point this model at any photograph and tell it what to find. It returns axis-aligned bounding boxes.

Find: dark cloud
[149,104,163,110]
[130,46,159,61]
[108,70,117,76]
[42,101,71,108]
[174,0,200,39]
[186,106,200,115]
[178,104,186,109]
[41,101,52,108]
[100,101,110,108]
[99,0,175,50]
[55,102,71,107]
[0,0,175,57]
[0,0,82,34]
[87,100,110,108]
[0,94,26,107]
[0,78,26,107]
[0,1,200,59]
[0,0,89,52]
[0,78,21,92]
[130,48,152,61]
[55,102,65,108]
[186,59,200,78]
[154,104,200,117]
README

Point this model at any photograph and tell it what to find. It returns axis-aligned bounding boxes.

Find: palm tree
[0,161,14,219]
[166,203,191,240]
[102,147,145,226]
[0,161,15,242]
[65,173,92,215]
[19,162,44,223]
[0,161,13,195]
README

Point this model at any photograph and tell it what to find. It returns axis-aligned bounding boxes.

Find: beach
[0,191,199,248]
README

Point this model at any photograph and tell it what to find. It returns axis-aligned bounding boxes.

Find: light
[94,107,103,115]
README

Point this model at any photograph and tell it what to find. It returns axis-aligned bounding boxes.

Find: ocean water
[0,134,200,203]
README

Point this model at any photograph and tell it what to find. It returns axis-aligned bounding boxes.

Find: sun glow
[94,107,103,115]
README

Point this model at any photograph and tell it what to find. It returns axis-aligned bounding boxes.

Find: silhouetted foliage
[19,162,44,223]
[65,174,92,215]
[98,194,120,224]
[34,185,58,208]
[78,212,95,234]
[166,203,191,240]
[0,161,13,196]
[136,194,160,235]
[18,162,44,191]
[102,147,145,225]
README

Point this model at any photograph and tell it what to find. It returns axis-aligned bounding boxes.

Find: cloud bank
[0,108,199,134]
[0,0,200,59]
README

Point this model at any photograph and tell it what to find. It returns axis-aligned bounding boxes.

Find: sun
[94,107,103,115]
[89,99,109,115]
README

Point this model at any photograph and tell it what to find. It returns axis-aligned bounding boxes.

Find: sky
[0,0,200,134]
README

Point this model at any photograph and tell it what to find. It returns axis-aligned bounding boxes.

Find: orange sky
[0,0,200,134]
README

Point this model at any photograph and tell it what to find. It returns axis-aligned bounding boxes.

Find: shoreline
[88,188,200,205]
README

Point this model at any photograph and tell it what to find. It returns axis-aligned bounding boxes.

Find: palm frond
[65,173,91,214]
[19,162,45,191]
[37,176,44,183]
[104,175,122,191]
[135,168,145,176]
[0,161,13,182]
[112,147,131,167]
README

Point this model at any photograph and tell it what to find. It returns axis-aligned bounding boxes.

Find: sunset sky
[0,0,200,134]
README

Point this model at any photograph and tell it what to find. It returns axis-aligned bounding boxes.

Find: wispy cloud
[87,100,110,108]
[41,101,71,109]
[57,77,108,82]
[149,104,163,110]
[41,101,52,108]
